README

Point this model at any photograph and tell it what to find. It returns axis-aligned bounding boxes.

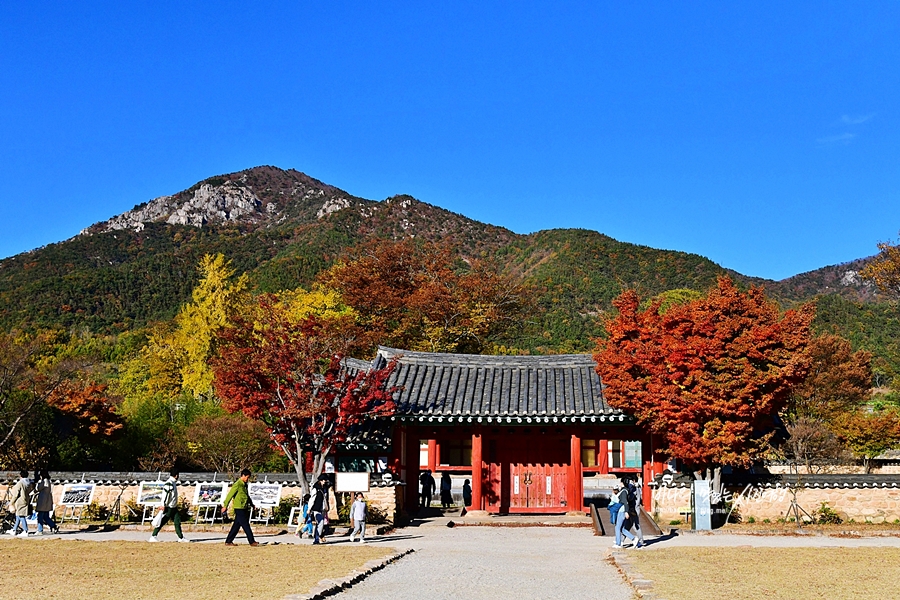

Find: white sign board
[137,481,167,506]
[693,479,712,531]
[60,483,95,506]
[248,483,282,508]
[193,482,228,506]
[335,472,370,493]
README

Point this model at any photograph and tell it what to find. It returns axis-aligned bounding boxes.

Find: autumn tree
[783,418,848,474]
[831,408,900,473]
[183,413,275,477]
[594,277,815,486]
[860,235,900,296]
[212,294,397,495]
[48,381,124,439]
[119,253,247,403]
[787,334,871,423]
[318,238,525,355]
[0,331,87,458]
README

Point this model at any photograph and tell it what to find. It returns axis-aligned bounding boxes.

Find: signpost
[693,479,712,530]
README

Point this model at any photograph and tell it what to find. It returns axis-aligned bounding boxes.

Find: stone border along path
[330,524,635,600]
[285,549,415,600]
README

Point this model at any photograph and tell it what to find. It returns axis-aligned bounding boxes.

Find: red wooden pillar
[471,431,483,511]
[567,433,584,512]
[427,439,438,472]
[405,427,421,509]
[598,439,609,475]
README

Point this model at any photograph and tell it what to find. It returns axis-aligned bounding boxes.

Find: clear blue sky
[1,2,898,280]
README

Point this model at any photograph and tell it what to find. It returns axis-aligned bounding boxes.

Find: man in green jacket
[222,468,258,546]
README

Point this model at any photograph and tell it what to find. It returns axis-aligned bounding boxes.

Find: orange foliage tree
[212,295,397,494]
[318,238,525,355]
[594,277,815,480]
[788,334,871,423]
[832,408,900,473]
[48,381,124,438]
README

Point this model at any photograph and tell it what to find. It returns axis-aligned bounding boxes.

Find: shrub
[338,495,391,525]
[814,502,843,525]
[763,518,771,524]
[82,501,109,521]
[272,497,300,524]
[747,516,756,524]
[669,519,682,525]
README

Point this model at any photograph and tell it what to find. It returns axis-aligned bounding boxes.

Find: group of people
[610,477,645,549]
[420,469,466,509]
[294,474,369,544]
[4,470,59,537]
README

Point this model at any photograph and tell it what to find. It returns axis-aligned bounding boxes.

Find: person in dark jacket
[462,479,472,507]
[307,475,329,545]
[419,470,436,508]
[624,478,645,547]
[440,472,453,508]
[222,468,257,546]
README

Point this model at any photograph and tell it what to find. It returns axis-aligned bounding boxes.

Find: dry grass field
[0,539,392,599]
[628,546,900,600]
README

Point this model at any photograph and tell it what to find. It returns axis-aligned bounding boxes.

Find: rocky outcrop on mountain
[84,166,362,235]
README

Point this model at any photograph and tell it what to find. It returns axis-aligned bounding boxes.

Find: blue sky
[1,2,898,280]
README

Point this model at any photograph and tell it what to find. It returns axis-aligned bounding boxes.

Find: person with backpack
[349,492,367,543]
[6,470,33,537]
[610,480,638,549]
[624,478,645,548]
[223,468,258,546]
[149,469,189,543]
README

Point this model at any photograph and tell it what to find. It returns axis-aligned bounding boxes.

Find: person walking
[148,469,189,543]
[419,469,436,508]
[295,493,313,539]
[440,472,453,509]
[307,475,328,545]
[624,478,645,548]
[349,492,368,543]
[462,479,472,507]
[222,468,258,546]
[6,470,33,537]
[33,470,58,535]
[612,480,638,549]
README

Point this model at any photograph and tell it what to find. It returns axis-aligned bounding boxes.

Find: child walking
[349,492,367,543]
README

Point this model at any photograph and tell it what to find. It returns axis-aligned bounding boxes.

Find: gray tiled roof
[373,346,625,419]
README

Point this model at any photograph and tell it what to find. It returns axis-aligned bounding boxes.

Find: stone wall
[0,474,404,524]
[651,485,900,524]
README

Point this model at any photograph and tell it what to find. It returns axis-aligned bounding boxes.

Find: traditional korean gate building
[372,347,667,514]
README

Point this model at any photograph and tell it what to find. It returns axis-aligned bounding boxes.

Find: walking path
[334,522,633,600]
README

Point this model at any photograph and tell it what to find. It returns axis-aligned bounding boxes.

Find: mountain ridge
[0,165,893,358]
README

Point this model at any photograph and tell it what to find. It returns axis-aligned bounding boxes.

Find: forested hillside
[0,165,897,365]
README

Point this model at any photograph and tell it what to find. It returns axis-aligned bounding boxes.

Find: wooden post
[427,439,437,472]
[470,431,484,513]
[567,433,584,513]
[598,439,609,475]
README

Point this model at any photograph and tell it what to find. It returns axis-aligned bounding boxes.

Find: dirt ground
[0,539,392,599]
[629,546,900,600]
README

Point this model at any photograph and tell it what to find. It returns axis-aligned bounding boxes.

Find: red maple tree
[594,277,814,477]
[212,295,397,494]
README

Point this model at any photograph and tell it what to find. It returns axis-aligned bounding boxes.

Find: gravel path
[335,525,634,600]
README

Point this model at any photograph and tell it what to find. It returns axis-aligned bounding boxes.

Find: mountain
[0,166,896,364]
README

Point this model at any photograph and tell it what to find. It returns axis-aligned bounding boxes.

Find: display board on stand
[137,480,167,525]
[58,483,96,524]
[193,482,228,524]
[249,482,282,526]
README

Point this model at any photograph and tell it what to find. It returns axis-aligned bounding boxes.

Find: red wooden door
[509,462,568,510]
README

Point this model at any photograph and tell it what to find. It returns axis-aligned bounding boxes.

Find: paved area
[335,523,634,600]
